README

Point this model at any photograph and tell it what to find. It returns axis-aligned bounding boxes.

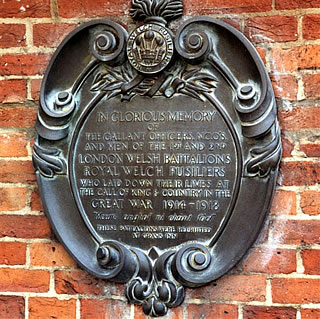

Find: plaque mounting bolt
[57,91,69,103]
[187,250,210,271]
[237,84,256,101]
[53,91,75,113]
[194,252,206,265]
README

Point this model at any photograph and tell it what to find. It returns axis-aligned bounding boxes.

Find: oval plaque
[33,0,281,316]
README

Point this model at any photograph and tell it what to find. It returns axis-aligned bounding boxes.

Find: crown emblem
[127,24,173,73]
[126,0,181,74]
[134,30,166,66]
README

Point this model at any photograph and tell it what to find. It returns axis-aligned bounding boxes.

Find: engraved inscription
[72,95,238,249]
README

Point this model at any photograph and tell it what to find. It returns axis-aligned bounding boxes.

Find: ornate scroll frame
[33,0,281,316]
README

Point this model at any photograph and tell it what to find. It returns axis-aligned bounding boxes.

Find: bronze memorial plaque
[33,0,281,316]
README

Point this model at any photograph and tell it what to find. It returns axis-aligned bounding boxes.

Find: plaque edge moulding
[32,0,282,316]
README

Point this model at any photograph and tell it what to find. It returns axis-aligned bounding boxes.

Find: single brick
[279,161,320,186]
[241,248,296,274]
[0,242,26,265]
[301,309,320,319]
[0,215,51,239]
[0,160,36,184]
[0,0,50,18]
[81,299,132,319]
[187,304,238,318]
[33,23,77,47]
[81,300,110,319]
[58,0,130,18]
[243,306,296,319]
[301,190,320,215]
[300,143,320,157]
[29,298,76,319]
[271,74,298,100]
[0,54,51,76]
[0,106,37,128]
[0,80,27,104]
[0,296,24,319]
[0,24,26,48]
[0,269,49,292]
[55,269,106,295]
[31,188,44,212]
[272,278,320,303]
[303,74,320,99]
[0,188,27,211]
[0,133,28,157]
[279,106,320,130]
[31,79,42,102]
[246,16,297,43]
[298,45,320,68]
[302,250,320,275]
[188,275,266,302]
[184,0,272,15]
[270,46,320,72]
[270,220,320,245]
[303,15,320,40]
[270,190,296,215]
[30,242,77,267]
[281,136,294,157]
[276,0,320,10]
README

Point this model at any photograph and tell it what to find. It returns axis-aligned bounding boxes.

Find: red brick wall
[0,0,319,318]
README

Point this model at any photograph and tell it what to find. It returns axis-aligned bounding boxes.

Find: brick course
[28,298,76,319]
[0,80,27,104]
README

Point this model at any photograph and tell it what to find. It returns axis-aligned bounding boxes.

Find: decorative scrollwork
[175,29,210,63]
[154,252,185,309]
[176,21,259,102]
[36,20,128,142]
[245,123,282,177]
[125,250,184,317]
[126,248,153,307]
[175,17,279,139]
[171,244,212,286]
[32,141,66,178]
[90,23,127,64]
[96,241,137,282]
[35,89,77,141]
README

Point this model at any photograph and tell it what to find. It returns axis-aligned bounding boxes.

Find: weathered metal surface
[33,0,281,316]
